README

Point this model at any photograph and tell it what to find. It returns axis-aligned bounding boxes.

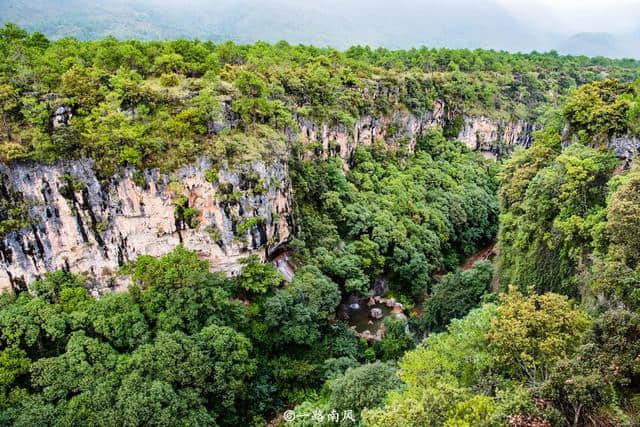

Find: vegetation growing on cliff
[0,23,639,178]
[2,25,640,427]
[291,130,498,297]
[0,172,31,238]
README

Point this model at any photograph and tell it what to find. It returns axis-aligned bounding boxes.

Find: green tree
[263,265,340,346]
[363,305,498,427]
[421,260,493,332]
[487,288,590,385]
[327,361,403,423]
[236,255,283,295]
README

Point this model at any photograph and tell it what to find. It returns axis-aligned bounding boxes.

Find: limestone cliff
[297,101,535,164]
[0,158,292,293]
[456,117,534,159]
[0,101,535,292]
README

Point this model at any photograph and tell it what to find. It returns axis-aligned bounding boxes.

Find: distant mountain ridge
[555,32,640,59]
[2,0,639,58]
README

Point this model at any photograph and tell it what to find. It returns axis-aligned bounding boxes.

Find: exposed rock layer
[1,103,537,291]
[0,158,292,292]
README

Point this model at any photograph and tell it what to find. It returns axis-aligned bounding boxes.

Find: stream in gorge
[338,241,497,340]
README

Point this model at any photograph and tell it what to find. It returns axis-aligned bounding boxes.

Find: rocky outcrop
[457,117,534,159]
[52,106,73,128]
[297,104,534,164]
[370,307,384,319]
[296,110,430,165]
[0,158,292,292]
[608,135,640,165]
[0,100,536,292]
[562,123,640,164]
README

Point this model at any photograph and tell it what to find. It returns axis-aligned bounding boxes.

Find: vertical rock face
[608,135,640,164]
[0,158,292,292]
[297,110,431,164]
[0,102,536,292]
[456,117,534,159]
[297,104,534,165]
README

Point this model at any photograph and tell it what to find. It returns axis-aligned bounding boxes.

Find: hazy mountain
[2,0,639,57]
[555,32,640,58]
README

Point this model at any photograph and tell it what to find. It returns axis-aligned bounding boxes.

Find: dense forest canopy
[1,25,640,426]
[0,22,639,177]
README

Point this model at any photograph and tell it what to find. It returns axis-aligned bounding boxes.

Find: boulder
[52,106,72,127]
[609,135,640,162]
[370,307,384,319]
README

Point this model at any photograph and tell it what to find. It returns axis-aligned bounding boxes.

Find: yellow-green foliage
[487,287,590,384]
[1,24,639,177]
[563,79,638,144]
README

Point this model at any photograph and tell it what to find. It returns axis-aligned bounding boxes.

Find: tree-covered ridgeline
[1,23,639,178]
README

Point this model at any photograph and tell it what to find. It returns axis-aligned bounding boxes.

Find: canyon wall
[0,158,292,293]
[0,102,537,292]
[297,101,536,164]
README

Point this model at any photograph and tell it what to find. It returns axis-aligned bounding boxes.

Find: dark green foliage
[420,260,494,333]
[292,130,499,297]
[0,243,353,425]
[174,196,200,229]
[0,248,268,425]
[498,143,617,296]
[327,361,403,423]
[263,265,340,347]
[0,346,29,409]
[0,172,30,237]
[373,317,415,361]
[591,166,640,310]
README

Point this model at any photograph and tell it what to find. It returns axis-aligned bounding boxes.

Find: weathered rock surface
[0,101,537,292]
[296,102,535,164]
[562,124,640,164]
[609,135,640,164]
[457,117,534,159]
[0,157,292,292]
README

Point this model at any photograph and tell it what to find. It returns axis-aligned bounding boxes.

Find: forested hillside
[1,24,640,426]
[0,22,638,175]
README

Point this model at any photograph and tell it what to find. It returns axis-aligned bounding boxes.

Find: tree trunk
[573,403,583,427]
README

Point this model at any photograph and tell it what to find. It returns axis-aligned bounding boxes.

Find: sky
[496,0,640,33]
